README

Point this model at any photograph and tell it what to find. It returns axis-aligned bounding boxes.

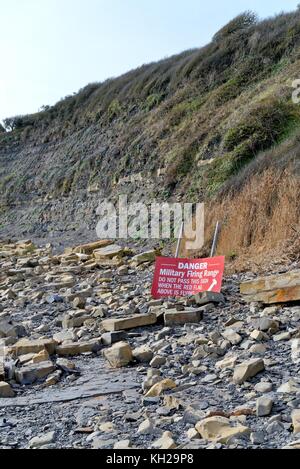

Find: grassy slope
[0,10,300,268]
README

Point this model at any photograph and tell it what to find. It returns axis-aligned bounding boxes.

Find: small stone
[45,371,61,387]
[164,395,182,410]
[277,380,299,394]
[156,407,171,416]
[150,355,167,368]
[254,382,273,393]
[117,265,129,276]
[114,440,132,449]
[131,250,157,265]
[29,431,56,449]
[273,332,291,342]
[194,292,225,305]
[99,422,116,433]
[56,358,76,372]
[0,382,15,398]
[262,306,280,316]
[104,342,133,368]
[187,428,200,440]
[152,431,176,449]
[46,295,64,304]
[233,359,265,385]
[72,240,112,255]
[215,356,238,370]
[137,419,156,435]
[250,330,265,341]
[256,397,273,417]
[292,410,300,434]
[291,339,300,364]
[32,349,50,364]
[250,431,265,445]
[282,441,300,450]
[262,319,279,333]
[147,368,161,379]
[92,306,107,319]
[145,379,177,397]
[249,344,267,354]
[142,397,160,406]
[221,329,242,345]
[0,321,17,339]
[195,417,250,444]
[101,331,126,346]
[53,331,75,343]
[93,244,124,259]
[132,345,153,363]
[62,312,90,329]
[265,421,284,435]
[72,296,86,309]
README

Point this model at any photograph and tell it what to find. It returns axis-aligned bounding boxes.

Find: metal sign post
[175,222,184,258]
[210,221,221,258]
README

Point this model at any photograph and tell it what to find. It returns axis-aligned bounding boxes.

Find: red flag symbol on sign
[151,256,225,299]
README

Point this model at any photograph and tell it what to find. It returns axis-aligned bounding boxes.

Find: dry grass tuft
[182,166,300,272]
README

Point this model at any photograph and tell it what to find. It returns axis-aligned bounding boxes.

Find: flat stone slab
[0,360,139,407]
[93,245,124,259]
[102,313,157,332]
[240,270,300,304]
[72,240,112,255]
[164,309,203,326]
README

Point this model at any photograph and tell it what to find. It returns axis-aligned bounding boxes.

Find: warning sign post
[151,256,225,299]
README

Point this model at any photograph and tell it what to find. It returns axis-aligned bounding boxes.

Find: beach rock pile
[0,238,300,449]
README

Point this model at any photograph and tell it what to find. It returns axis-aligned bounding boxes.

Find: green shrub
[213,12,258,42]
[3,115,35,131]
[108,99,122,120]
[224,98,298,155]
[144,93,163,111]
[62,174,74,195]
[214,78,243,105]
[165,142,199,187]
[205,154,237,196]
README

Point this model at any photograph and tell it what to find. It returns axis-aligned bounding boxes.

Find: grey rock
[265,421,284,434]
[250,432,265,444]
[29,431,56,448]
[254,382,273,393]
[101,331,127,346]
[256,397,273,417]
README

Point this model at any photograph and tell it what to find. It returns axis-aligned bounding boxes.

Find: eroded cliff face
[1,11,300,265]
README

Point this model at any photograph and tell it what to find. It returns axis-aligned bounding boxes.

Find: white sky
[0,0,299,124]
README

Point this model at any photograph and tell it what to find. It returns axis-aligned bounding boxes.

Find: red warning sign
[151,256,225,299]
